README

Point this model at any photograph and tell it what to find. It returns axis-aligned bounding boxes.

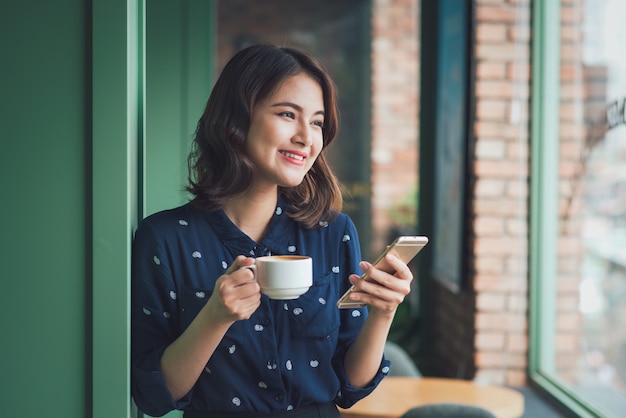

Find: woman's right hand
[161,255,261,400]
[204,255,261,323]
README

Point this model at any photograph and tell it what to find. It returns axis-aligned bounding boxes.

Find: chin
[279,178,306,188]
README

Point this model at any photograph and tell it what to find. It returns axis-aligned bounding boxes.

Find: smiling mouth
[280,151,305,161]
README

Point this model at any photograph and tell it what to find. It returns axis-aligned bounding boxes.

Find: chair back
[399,403,497,418]
[384,341,422,377]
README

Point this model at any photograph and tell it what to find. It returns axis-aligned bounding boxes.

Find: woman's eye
[312,120,324,128]
[278,111,295,119]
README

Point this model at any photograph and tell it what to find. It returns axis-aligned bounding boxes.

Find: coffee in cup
[249,255,312,300]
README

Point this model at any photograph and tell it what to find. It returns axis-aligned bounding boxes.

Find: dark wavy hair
[187,44,343,228]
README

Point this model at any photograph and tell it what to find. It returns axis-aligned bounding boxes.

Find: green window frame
[92,1,144,417]
[92,1,214,417]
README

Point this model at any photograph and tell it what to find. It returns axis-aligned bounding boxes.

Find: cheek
[244,133,267,164]
[246,123,274,156]
[307,147,323,169]
[312,133,324,156]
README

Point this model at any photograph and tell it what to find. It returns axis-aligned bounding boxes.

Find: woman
[131,44,413,418]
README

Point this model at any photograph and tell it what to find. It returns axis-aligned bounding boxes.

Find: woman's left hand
[347,254,413,315]
[343,254,414,387]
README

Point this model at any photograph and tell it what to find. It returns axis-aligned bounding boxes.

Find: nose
[292,120,313,146]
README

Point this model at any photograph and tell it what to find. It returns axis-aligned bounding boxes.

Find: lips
[279,150,306,162]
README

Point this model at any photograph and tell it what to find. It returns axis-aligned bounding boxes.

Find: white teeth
[281,151,304,161]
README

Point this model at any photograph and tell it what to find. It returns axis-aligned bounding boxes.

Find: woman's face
[246,73,325,191]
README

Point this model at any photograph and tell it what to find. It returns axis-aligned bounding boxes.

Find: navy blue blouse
[130,197,390,416]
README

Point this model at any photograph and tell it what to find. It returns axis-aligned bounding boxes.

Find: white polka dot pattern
[131,204,383,412]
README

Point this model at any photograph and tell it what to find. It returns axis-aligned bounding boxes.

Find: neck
[223,189,278,242]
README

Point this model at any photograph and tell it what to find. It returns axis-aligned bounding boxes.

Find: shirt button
[274,394,283,402]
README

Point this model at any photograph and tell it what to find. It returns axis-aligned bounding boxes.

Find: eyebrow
[271,101,325,117]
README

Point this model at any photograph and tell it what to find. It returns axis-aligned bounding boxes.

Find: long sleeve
[131,219,191,416]
[330,217,390,408]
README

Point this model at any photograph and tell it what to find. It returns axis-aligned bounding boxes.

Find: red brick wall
[471,0,531,385]
[370,0,420,253]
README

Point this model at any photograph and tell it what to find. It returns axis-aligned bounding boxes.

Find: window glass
[550,0,626,414]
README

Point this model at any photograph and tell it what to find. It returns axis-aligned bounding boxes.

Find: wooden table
[338,377,524,418]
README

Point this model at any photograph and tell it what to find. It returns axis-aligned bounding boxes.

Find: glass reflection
[557,0,626,413]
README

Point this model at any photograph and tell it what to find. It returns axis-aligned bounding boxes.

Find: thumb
[226,255,255,274]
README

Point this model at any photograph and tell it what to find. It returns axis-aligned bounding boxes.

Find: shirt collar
[201,195,295,257]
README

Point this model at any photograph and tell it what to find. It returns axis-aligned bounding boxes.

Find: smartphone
[336,236,429,309]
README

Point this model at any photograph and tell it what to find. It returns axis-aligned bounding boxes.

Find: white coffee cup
[249,255,312,300]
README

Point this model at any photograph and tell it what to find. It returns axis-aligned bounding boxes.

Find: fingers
[218,258,260,299]
[364,254,413,287]
[347,254,413,310]
[210,256,261,321]
[212,279,261,322]
[222,255,256,285]
[222,290,261,320]
[225,255,255,274]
